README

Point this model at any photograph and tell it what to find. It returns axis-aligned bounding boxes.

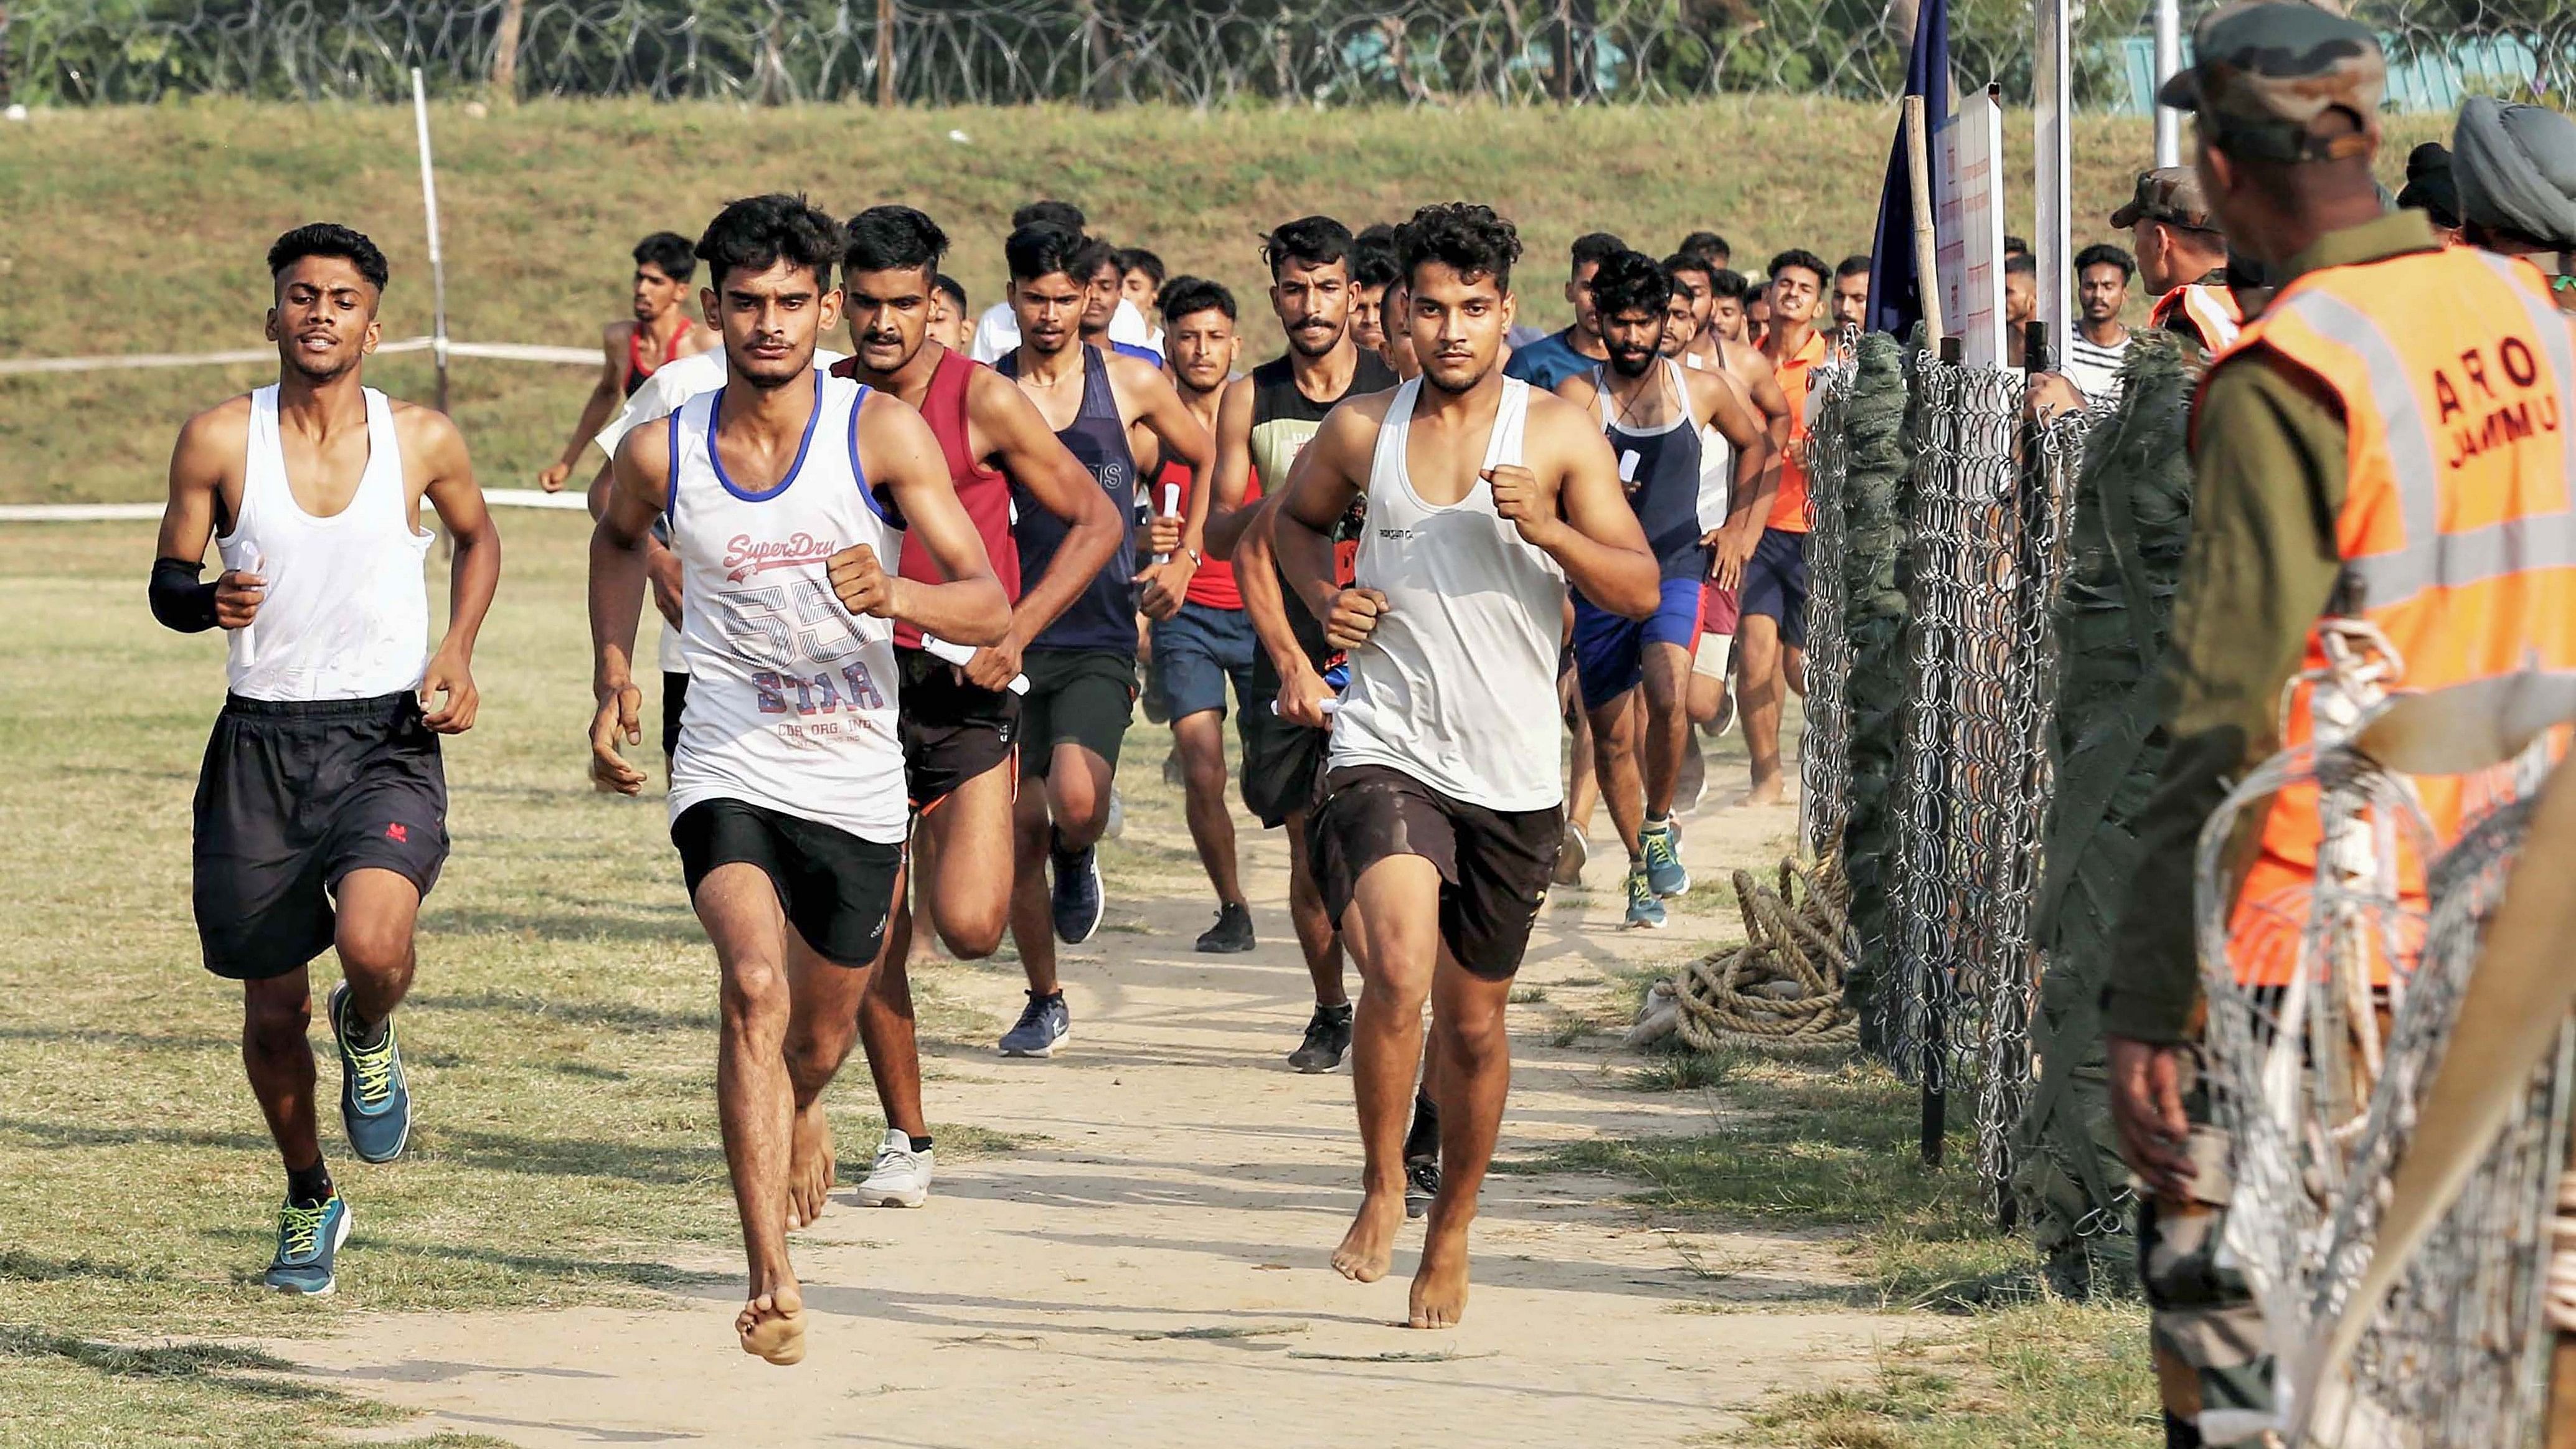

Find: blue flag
[1864,0,1951,336]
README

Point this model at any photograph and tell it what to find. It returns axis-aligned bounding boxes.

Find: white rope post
[411,67,452,415]
[2153,0,2182,169]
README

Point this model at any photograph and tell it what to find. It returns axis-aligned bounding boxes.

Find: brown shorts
[1309,764,1562,980]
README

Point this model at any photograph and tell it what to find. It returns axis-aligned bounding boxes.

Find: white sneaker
[1552,822,1589,887]
[854,1129,933,1208]
[1105,786,1126,840]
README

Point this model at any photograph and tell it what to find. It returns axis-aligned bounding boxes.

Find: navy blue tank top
[999,343,1139,653]
[1595,360,1709,581]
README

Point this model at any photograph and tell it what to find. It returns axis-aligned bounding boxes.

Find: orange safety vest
[2151,283,2244,355]
[2204,247,2576,986]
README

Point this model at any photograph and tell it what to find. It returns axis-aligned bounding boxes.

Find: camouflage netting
[1830,331,1918,1054]
[2008,331,2199,1297]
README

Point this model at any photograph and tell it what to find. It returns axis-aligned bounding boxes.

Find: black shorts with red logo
[192,691,450,981]
[895,646,1021,811]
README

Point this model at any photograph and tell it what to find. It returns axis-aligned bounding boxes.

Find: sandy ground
[282,761,1889,1448]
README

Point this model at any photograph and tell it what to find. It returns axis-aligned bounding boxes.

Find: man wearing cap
[2453,94,2576,313]
[2100,6,2576,1445]
[2115,167,2243,355]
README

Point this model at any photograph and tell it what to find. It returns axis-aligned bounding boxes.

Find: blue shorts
[1740,529,1808,650]
[1570,577,1704,713]
[1151,601,1258,720]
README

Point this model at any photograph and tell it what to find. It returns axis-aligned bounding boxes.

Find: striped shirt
[2065,327,2133,402]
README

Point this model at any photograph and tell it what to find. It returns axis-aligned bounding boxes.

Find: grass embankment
[0,96,2423,505]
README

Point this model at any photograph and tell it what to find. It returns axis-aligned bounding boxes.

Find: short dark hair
[1159,275,1237,326]
[1012,199,1085,232]
[2075,242,2136,281]
[1767,248,1829,287]
[633,231,696,282]
[2004,253,2039,278]
[1351,224,1402,290]
[1113,247,1166,288]
[1072,234,1118,283]
[268,222,389,294]
[696,194,842,293]
[1707,267,1752,303]
[1570,231,1628,276]
[842,205,949,278]
[1397,202,1522,293]
[1834,253,1873,282]
[1262,215,1355,281]
[935,273,968,313]
[1588,250,1673,321]
[2003,235,2032,258]
[1679,230,1731,265]
[1663,252,1715,291]
[1004,222,1088,285]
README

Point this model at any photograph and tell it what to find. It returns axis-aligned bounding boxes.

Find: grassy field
[0,99,2447,504]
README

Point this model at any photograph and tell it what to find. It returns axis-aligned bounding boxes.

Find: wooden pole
[875,0,895,108]
[490,0,524,103]
[1904,95,1945,344]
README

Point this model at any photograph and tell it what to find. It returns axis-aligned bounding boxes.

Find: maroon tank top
[837,346,1022,650]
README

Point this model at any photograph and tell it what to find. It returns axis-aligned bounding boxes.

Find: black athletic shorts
[1017,648,1136,779]
[1237,702,1328,830]
[192,691,450,981]
[1309,764,1562,980]
[671,799,900,968]
[896,646,1020,811]
[661,671,691,760]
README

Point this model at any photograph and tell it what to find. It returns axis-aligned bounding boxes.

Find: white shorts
[1692,632,1733,681]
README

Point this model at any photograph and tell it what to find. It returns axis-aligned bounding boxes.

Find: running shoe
[1287,1003,1354,1074]
[1623,864,1667,929]
[1640,821,1691,898]
[1677,745,1708,813]
[999,991,1071,1058]
[328,982,411,1163]
[263,1194,352,1296]
[1404,1158,1441,1220]
[1552,823,1589,887]
[854,1128,933,1208]
[1709,690,1736,739]
[1104,787,1126,840]
[1050,836,1105,943]
[1196,902,1256,953]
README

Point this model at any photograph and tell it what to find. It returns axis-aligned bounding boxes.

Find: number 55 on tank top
[1327,377,1567,813]
[663,374,910,847]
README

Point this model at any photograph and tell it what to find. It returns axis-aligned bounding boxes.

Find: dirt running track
[286,785,1887,1447]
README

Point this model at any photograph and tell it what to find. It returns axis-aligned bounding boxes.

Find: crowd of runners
[146,191,1871,1362]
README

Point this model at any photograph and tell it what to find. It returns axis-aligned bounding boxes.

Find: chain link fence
[4,0,2564,108]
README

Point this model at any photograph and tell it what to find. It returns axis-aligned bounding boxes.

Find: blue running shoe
[263,1195,351,1296]
[998,991,1071,1058]
[1049,837,1105,944]
[1640,821,1691,898]
[1624,864,1667,930]
[329,982,412,1164]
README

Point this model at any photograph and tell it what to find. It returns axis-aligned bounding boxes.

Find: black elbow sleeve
[149,556,220,633]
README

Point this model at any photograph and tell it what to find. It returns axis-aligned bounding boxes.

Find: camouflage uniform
[2100,7,2398,1445]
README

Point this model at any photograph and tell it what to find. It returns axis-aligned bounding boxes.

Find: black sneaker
[1195,902,1256,953]
[1286,1003,1354,1074]
[1049,835,1104,945]
[1404,1158,1441,1219]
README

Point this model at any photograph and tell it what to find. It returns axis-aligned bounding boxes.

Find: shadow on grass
[0,1248,169,1283]
[0,1116,273,1154]
[0,1324,352,1405]
[409,989,715,1035]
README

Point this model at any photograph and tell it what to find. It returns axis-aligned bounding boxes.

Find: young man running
[1348,223,1402,357]
[1742,249,1830,808]
[968,201,1152,362]
[927,273,971,352]
[829,206,1120,1209]
[1555,252,1769,927]
[588,195,1009,1364]
[153,223,502,1296]
[1082,237,1165,366]
[1152,276,1262,952]
[1115,246,1167,350]
[1829,254,1873,334]
[1276,202,1658,1329]
[994,222,1210,1058]
[1204,216,1399,1073]
[1501,231,1625,390]
[1677,265,1790,760]
[539,232,720,492]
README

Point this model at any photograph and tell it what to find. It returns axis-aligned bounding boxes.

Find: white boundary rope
[0,336,599,378]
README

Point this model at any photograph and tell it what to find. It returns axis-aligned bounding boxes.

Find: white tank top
[664,373,908,845]
[1329,377,1567,812]
[215,385,433,702]
[1682,351,1734,533]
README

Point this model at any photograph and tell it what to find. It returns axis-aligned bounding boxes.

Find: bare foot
[1332,1189,1405,1283]
[1740,775,1785,808]
[737,1281,806,1365]
[788,1102,833,1229]
[1407,1229,1471,1329]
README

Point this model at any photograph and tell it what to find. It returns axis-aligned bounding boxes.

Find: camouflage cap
[2156,1,2384,164]
[2110,167,2215,230]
